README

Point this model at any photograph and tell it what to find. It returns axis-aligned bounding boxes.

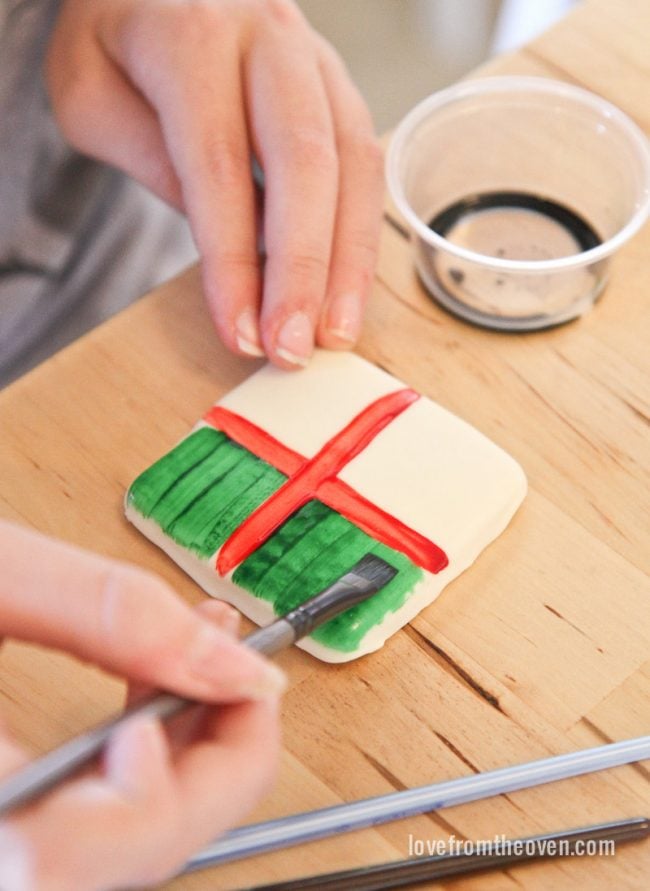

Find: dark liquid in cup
[420,191,604,331]
[428,191,602,258]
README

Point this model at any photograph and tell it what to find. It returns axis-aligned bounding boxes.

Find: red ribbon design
[203,388,449,576]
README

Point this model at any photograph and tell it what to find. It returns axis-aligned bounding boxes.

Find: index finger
[315,41,385,349]
[247,18,339,367]
[0,520,285,703]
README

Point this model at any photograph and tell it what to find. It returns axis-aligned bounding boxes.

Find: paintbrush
[229,817,650,891]
[0,553,396,818]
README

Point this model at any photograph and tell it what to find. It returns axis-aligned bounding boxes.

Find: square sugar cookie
[126,350,526,662]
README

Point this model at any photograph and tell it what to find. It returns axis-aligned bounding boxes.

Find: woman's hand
[0,519,284,890]
[46,0,385,368]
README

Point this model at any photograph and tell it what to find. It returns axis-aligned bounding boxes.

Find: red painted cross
[203,388,449,576]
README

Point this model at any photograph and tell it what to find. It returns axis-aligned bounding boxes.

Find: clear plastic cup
[386,76,650,331]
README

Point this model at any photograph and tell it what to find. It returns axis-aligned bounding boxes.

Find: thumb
[0,520,285,703]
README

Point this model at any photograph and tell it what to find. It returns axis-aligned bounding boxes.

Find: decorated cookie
[125,351,526,662]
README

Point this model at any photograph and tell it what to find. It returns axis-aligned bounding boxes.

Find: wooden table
[1,0,649,887]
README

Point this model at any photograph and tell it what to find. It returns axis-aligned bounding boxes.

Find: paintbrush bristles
[349,554,397,588]
[278,554,397,639]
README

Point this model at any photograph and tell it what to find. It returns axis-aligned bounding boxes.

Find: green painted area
[128,426,221,514]
[128,427,422,652]
[233,503,422,651]
[128,426,286,557]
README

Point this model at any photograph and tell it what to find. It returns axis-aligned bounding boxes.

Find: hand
[46,0,385,368]
[0,520,285,890]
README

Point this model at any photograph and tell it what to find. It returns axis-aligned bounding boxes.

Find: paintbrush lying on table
[0,553,396,818]
[230,817,650,891]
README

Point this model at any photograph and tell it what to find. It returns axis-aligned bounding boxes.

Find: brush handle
[0,620,292,818]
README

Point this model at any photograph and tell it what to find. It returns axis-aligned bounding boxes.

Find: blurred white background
[297,0,577,132]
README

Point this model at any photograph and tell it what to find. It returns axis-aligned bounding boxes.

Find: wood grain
[0,1,648,888]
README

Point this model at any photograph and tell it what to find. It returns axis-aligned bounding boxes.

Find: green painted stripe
[153,439,247,530]
[270,522,368,617]
[165,449,267,554]
[233,500,330,597]
[128,426,224,516]
[233,501,423,652]
[198,460,286,557]
[129,428,287,559]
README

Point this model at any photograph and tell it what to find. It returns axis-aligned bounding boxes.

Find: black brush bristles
[349,553,398,589]
[283,554,398,638]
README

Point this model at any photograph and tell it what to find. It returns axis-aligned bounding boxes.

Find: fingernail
[237,661,288,700]
[327,293,362,343]
[108,717,167,799]
[236,310,265,357]
[208,602,241,637]
[0,826,30,890]
[190,625,287,699]
[276,311,313,366]
[220,606,241,637]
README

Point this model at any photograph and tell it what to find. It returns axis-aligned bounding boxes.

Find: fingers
[172,696,281,849]
[104,2,265,359]
[125,2,341,368]
[0,523,281,889]
[4,700,280,890]
[6,717,178,889]
[0,729,29,780]
[0,520,285,704]
[0,730,32,890]
[248,13,339,368]
[124,598,241,710]
[194,598,241,638]
[46,0,183,209]
[50,0,382,368]
[0,824,32,891]
[315,40,385,349]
